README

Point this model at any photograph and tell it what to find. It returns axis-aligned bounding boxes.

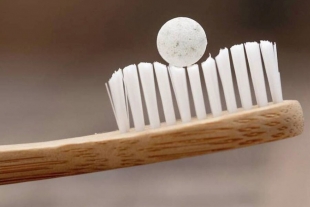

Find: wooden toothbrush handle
[0,100,304,185]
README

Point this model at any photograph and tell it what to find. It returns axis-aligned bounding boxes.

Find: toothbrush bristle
[107,41,283,133]
[215,48,238,113]
[187,64,207,120]
[168,66,191,123]
[260,41,283,103]
[244,42,268,107]
[138,63,160,129]
[106,69,129,133]
[123,64,145,131]
[230,44,253,110]
[201,56,222,117]
[154,62,176,125]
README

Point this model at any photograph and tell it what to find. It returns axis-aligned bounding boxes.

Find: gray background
[0,0,309,206]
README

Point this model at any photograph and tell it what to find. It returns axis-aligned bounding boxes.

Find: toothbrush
[0,17,304,185]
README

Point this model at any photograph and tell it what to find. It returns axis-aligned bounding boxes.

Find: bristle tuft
[215,48,237,113]
[244,42,268,107]
[201,57,222,117]
[107,69,129,133]
[187,64,207,119]
[138,63,160,129]
[169,66,191,123]
[260,41,283,103]
[230,44,253,110]
[123,64,145,131]
[154,62,176,125]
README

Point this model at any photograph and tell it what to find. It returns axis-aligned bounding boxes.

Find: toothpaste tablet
[157,17,207,67]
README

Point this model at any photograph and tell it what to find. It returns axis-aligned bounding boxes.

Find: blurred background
[0,0,309,206]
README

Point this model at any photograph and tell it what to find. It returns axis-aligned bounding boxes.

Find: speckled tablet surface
[157,17,207,67]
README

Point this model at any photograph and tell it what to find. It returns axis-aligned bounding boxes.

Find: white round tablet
[157,17,207,67]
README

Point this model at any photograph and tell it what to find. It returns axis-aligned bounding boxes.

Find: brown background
[0,0,309,206]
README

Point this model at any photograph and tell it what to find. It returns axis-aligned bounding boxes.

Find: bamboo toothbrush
[0,17,304,185]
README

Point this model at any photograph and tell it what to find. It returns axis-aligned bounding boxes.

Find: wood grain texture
[0,100,304,185]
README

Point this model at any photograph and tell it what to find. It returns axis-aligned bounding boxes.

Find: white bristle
[106,69,129,133]
[230,44,253,110]
[187,64,207,119]
[153,62,176,125]
[201,56,222,117]
[274,43,279,71]
[273,43,283,102]
[123,64,145,131]
[169,66,191,123]
[106,40,284,133]
[138,62,160,129]
[105,83,118,127]
[260,41,283,103]
[244,42,268,107]
[215,48,237,113]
